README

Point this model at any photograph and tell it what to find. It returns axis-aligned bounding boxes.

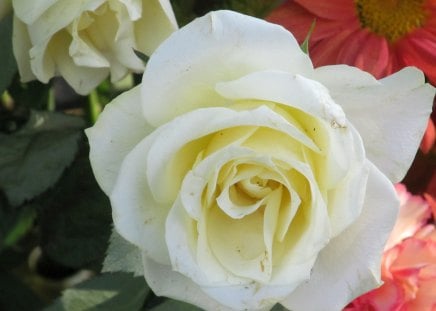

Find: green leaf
[300,20,316,55]
[8,79,51,111]
[45,272,149,311]
[150,299,203,311]
[0,13,17,94]
[0,110,85,206]
[133,49,150,65]
[227,0,284,17]
[38,150,112,270]
[193,0,283,18]
[0,198,36,250]
[271,303,289,311]
[0,270,44,311]
[102,229,144,276]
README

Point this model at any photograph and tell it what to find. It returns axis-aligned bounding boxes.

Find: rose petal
[313,65,435,183]
[31,31,109,94]
[142,256,235,311]
[27,0,104,45]
[144,248,296,311]
[109,128,171,264]
[12,17,36,82]
[145,106,320,204]
[141,10,313,126]
[85,86,153,195]
[281,161,398,311]
[119,0,142,20]
[12,0,58,24]
[134,0,178,56]
[215,71,346,127]
[215,70,368,235]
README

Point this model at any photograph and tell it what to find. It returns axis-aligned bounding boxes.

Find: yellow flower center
[355,0,428,42]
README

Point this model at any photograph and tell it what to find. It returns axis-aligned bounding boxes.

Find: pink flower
[267,0,436,84]
[385,184,432,250]
[345,187,436,310]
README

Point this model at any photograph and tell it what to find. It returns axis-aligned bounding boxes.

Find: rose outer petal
[313,65,435,183]
[85,86,153,195]
[141,10,313,126]
[134,0,178,56]
[281,161,398,311]
[12,17,36,82]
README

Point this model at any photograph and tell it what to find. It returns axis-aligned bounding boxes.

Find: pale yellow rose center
[174,102,333,283]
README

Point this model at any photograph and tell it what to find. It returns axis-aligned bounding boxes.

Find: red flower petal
[295,0,355,20]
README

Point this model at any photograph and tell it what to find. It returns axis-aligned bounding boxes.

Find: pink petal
[396,29,436,84]
[295,0,356,20]
[385,185,432,250]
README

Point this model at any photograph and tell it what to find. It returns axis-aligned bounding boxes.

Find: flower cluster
[2,1,435,311]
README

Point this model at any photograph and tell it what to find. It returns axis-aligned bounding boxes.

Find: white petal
[141,10,312,126]
[47,31,108,95]
[12,0,57,24]
[110,5,144,71]
[180,145,260,220]
[314,65,435,183]
[142,256,235,311]
[12,16,36,82]
[26,0,104,45]
[146,106,320,204]
[281,161,398,311]
[133,0,178,56]
[119,0,142,20]
[77,4,131,81]
[215,70,346,127]
[85,86,153,195]
[110,127,171,264]
[143,253,290,311]
[325,124,368,237]
[29,37,55,83]
[69,19,110,68]
[165,198,215,284]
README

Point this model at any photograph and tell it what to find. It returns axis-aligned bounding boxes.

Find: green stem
[88,90,102,124]
[47,87,55,111]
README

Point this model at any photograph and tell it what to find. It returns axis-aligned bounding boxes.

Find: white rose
[12,0,177,95]
[86,10,435,311]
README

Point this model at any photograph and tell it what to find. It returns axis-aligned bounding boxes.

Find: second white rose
[12,0,178,95]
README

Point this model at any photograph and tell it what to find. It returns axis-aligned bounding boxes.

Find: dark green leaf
[227,0,284,17]
[102,229,144,276]
[0,110,84,206]
[8,78,51,111]
[271,303,289,311]
[0,270,44,311]
[0,198,36,250]
[45,272,149,311]
[133,49,150,65]
[0,13,17,94]
[193,0,283,18]
[170,0,197,26]
[38,149,112,270]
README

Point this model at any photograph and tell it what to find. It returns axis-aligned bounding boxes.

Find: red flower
[267,0,436,84]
